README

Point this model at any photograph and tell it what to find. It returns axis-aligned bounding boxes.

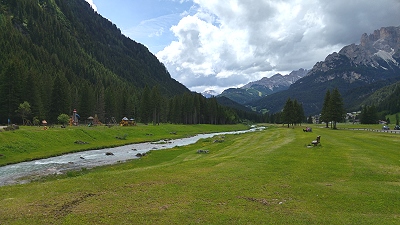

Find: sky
[85,0,400,94]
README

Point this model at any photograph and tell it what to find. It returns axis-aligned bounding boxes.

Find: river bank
[0,126,264,186]
[0,123,248,166]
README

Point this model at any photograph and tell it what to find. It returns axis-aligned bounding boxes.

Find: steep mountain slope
[216,96,254,113]
[251,26,400,116]
[58,0,187,94]
[219,69,308,104]
[215,96,263,122]
[0,0,188,123]
[361,80,400,114]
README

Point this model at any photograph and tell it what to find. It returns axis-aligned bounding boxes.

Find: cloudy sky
[86,0,400,94]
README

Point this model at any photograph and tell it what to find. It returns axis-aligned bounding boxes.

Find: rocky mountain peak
[217,69,308,105]
[309,26,400,76]
[249,26,400,116]
[242,69,308,89]
[360,26,400,51]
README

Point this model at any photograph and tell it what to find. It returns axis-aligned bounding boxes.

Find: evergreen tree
[360,105,378,124]
[0,58,24,124]
[282,98,305,127]
[104,87,117,123]
[282,98,294,127]
[320,90,331,128]
[293,99,305,125]
[24,70,45,120]
[329,88,345,129]
[360,105,368,124]
[207,97,218,125]
[150,86,161,125]
[50,73,71,122]
[94,82,106,123]
[307,115,313,124]
[139,86,151,124]
[78,82,96,120]
[182,92,194,124]
[169,96,182,124]
[193,94,201,124]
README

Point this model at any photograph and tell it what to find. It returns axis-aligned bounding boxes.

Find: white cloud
[125,15,170,38]
[157,0,400,93]
[85,0,97,11]
[123,13,183,53]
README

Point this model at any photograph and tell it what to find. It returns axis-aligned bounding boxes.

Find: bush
[57,114,70,125]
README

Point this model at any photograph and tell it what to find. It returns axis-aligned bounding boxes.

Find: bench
[197,149,209,154]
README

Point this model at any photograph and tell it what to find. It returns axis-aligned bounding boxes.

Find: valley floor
[0,124,399,224]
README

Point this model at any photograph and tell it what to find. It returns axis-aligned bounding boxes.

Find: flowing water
[0,126,265,186]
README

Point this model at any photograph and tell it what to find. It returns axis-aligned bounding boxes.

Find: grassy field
[0,123,247,166]
[0,124,399,224]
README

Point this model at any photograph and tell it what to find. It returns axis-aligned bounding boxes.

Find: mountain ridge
[242,69,308,89]
[250,26,400,116]
[218,69,308,105]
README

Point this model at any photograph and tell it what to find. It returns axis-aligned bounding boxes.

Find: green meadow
[0,124,247,166]
[0,124,399,224]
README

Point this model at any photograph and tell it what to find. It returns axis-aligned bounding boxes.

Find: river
[0,126,265,186]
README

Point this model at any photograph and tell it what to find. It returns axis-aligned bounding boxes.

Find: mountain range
[221,26,400,116]
[217,69,308,105]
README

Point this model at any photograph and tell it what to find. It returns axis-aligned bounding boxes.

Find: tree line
[138,86,241,125]
[281,98,305,127]
[273,88,346,128]
[6,85,243,126]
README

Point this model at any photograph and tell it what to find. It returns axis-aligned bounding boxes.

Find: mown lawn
[0,124,399,224]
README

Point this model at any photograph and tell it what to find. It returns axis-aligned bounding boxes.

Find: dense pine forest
[0,0,260,125]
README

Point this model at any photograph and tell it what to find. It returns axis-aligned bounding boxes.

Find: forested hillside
[362,80,400,115]
[0,0,258,125]
[0,0,181,124]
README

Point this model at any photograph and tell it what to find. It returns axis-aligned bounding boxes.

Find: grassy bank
[0,123,248,166]
[0,124,399,224]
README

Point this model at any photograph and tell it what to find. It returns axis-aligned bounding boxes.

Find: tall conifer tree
[330,88,345,129]
[320,90,331,128]
[50,73,71,122]
[282,98,294,127]
[139,86,151,124]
